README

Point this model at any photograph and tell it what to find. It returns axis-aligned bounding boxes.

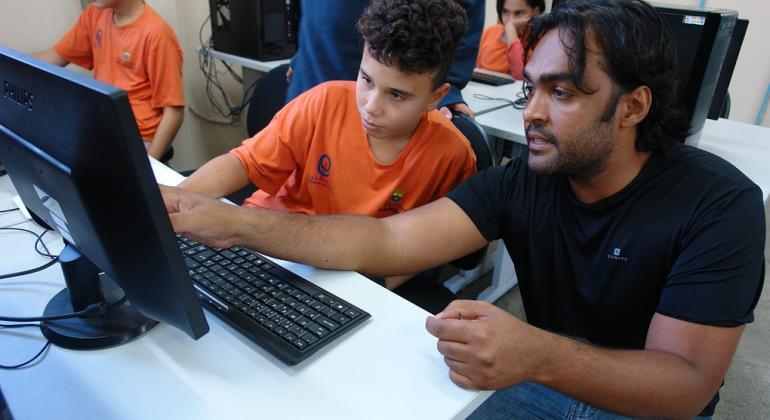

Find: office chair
[245,63,290,137]
[447,112,497,270]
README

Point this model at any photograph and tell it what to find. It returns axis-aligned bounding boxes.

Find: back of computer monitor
[656,5,737,146]
[707,18,748,120]
[0,46,208,348]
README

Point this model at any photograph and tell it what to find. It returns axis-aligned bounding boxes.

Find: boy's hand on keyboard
[160,184,240,249]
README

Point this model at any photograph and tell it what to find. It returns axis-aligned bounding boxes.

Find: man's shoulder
[661,144,758,190]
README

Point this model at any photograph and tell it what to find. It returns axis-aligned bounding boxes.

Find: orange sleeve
[146,30,185,109]
[506,39,524,80]
[229,87,322,196]
[436,147,477,198]
[52,5,96,69]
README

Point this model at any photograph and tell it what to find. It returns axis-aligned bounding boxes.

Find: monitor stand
[40,244,158,350]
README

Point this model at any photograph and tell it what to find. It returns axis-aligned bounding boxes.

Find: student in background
[34,0,184,162]
[178,0,476,293]
[476,0,544,79]
[285,0,484,118]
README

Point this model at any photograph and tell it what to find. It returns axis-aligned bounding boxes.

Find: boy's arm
[147,106,184,160]
[178,153,251,199]
[33,49,69,67]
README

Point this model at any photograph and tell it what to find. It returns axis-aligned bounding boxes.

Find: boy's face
[355,47,449,143]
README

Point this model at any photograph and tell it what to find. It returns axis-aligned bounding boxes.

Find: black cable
[0,207,19,213]
[472,91,528,110]
[0,299,117,322]
[34,229,56,258]
[0,323,51,370]
[0,227,59,280]
[198,13,252,121]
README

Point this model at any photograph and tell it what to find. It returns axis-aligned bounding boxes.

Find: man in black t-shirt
[161,0,765,417]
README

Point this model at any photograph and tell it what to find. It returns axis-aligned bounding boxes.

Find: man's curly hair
[357,0,467,89]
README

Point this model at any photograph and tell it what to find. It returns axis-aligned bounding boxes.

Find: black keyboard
[471,70,516,86]
[178,235,370,365]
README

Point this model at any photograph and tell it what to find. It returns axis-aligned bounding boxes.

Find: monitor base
[41,288,158,350]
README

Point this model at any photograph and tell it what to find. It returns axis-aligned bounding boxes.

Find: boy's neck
[112,0,145,27]
[367,134,412,165]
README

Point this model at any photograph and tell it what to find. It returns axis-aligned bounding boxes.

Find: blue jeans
[468,382,712,420]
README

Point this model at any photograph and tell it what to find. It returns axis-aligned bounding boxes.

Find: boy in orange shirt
[180,0,476,290]
[476,0,544,79]
[34,0,184,161]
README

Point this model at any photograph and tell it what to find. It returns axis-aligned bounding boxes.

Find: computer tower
[655,5,737,145]
[208,0,298,61]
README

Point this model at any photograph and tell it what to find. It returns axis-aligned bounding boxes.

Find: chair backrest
[447,112,496,271]
[245,63,290,137]
[451,113,496,172]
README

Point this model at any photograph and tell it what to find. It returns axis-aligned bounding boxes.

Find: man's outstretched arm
[161,185,488,277]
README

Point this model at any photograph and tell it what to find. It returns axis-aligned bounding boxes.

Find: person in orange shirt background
[177,0,476,296]
[34,0,185,162]
[476,0,544,79]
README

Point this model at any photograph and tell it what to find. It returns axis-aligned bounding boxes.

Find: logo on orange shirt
[95,29,103,46]
[122,51,132,61]
[317,154,332,177]
[379,187,407,215]
[390,188,405,202]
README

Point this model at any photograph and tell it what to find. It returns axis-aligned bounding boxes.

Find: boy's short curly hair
[357,0,467,89]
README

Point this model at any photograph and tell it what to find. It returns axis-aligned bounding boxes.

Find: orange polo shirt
[231,81,476,218]
[476,24,525,80]
[53,4,184,140]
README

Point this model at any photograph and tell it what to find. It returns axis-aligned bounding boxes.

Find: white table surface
[698,118,770,203]
[0,160,491,420]
[206,48,290,73]
[461,80,523,116]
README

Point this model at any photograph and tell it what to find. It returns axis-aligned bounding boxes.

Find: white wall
[483,0,770,126]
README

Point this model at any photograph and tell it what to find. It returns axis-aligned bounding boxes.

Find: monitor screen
[0,45,208,349]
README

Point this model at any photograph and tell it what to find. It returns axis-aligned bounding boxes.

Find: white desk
[461,81,523,116]
[0,161,491,420]
[474,104,526,145]
[206,48,291,73]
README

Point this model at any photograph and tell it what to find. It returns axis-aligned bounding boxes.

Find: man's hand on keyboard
[160,184,240,249]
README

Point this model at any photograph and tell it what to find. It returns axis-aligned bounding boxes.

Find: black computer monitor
[707,18,748,120]
[0,45,209,349]
[656,5,737,145]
